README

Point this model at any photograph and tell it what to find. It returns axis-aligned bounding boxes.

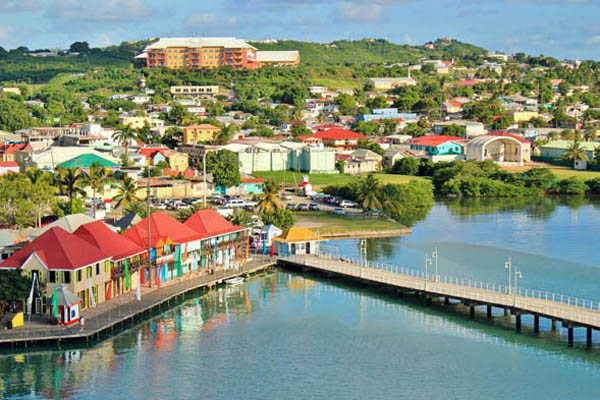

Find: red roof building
[74,221,146,261]
[0,226,109,271]
[184,209,247,239]
[0,142,31,162]
[123,212,202,248]
[305,128,367,151]
[487,131,529,143]
[138,147,169,160]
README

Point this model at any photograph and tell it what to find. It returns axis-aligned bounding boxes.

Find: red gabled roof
[448,101,462,108]
[184,209,247,239]
[411,135,465,146]
[74,221,146,261]
[452,80,478,86]
[0,142,31,154]
[138,147,169,159]
[241,177,265,183]
[123,212,201,247]
[487,131,529,144]
[0,227,108,271]
[313,124,340,131]
[309,128,366,141]
[0,161,18,167]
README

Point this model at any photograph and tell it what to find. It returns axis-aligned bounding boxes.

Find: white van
[224,199,245,209]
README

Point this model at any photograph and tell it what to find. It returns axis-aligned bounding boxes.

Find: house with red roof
[0,161,19,175]
[74,221,147,301]
[304,128,367,151]
[410,135,466,161]
[441,101,463,115]
[466,131,531,165]
[0,142,31,163]
[0,226,111,315]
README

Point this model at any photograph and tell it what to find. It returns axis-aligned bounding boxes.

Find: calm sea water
[2,198,600,400]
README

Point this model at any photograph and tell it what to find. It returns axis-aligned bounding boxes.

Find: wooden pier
[278,254,600,348]
[0,258,276,347]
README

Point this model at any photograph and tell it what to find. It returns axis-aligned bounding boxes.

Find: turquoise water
[2,198,600,399]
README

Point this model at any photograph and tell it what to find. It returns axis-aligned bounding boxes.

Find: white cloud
[187,13,237,27]
[587,35,600,44]
[338,2,383,21]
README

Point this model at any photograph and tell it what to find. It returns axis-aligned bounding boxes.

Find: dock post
[444,297,449,306]
[568,327,574,347]
[587,328,592,348]
[469,305,475,319]
[515,314,521,333]
[504,308,508,316]
[552,319,557,331]
[534,315,540,333]
[486,305,492,318]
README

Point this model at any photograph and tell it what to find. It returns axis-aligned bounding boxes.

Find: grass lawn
[295,211,408,235]
[252,171,425,188]
[503,163,600,181]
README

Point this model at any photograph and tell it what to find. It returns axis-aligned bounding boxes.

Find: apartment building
[170,85,219,97]
[142,37,261,69]
[182,124,221,144]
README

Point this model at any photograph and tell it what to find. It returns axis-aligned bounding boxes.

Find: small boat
[225,277,244,286]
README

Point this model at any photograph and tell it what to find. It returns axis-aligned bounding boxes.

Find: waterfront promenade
[279,253,600,347]
[0,257,276,347]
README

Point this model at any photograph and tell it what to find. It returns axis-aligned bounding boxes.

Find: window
[77,270,82,282]
[96,263,100,275]
[105,262,110,273]
[64,271,71,284]
[87,266,93,279]
[49,271,56,283]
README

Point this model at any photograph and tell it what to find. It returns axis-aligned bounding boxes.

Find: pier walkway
[0,257,276,347]
[278,253,600,347]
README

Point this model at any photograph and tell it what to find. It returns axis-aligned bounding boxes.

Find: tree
[112,125,138,154]
[227,209,254,226]
[366,96,389,110]
[335,93,356,115]
[168,102,191,125]
[261,209,296,231]
[257,179,282,213]
[442,124,467,137]
[175,203,206,222]
[81,162,113,218]
[125,201,154,219]
[562,140,589,168]
[392,158,420,175]
[0,98,33,131]
[205,150,241,188]
[28,179,56,228]
[378,184,401,216]
[112,177,139,209]
[357,174,382,211]
[0,270,31,304]
[357,138,385,156]
[58,168,86,215]
[421,63,435,74]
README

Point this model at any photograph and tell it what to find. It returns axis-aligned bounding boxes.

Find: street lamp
[424,254,432,291]
[432,247,438,282]
[504,257,512,295]
[513,267,523,306]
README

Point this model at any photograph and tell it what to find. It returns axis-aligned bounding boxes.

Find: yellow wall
[167,153,189,172]
[182,127,220,144]
[512,111,540,123]
[119,116,151,129]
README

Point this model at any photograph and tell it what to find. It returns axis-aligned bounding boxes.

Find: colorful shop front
[123,212,203,288]
[184,210,250,273]
[0,226,111,317]
[73,221,147,301]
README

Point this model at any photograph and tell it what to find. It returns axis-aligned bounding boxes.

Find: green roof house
[57,153,119,171]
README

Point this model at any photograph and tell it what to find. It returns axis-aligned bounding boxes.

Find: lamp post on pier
[424,254,432,291]
[505,257,512,295]
[513,266,523,307]
[432,247,438,282]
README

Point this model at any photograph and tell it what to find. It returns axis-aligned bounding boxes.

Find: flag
[52,285,59,320]
[124,259,130,290]
[88,280,96,309]
[27,272,37,313]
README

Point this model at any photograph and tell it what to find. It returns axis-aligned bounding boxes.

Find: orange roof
[487,131,529,144]
[411,135,465,146]
[274,227,320,243]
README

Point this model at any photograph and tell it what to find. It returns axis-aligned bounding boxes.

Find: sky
[1,0,600,60]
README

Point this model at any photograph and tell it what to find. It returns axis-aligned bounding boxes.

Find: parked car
[155,203,167,210]
[364,210,382,218]
[224,199,246,209]
[278,193,292,200]
[309,202,320,211]
[296,203,309,211]
[339,200,358,208]
[182,197,195,205]
[286,203,297,211]
[331,207,346,215]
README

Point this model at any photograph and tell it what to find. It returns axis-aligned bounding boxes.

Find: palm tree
[562,140,590,168]
[227,209,253,227]
[112,125,138,154]
[25,167,44,185]
[112,176,139,209]
[357,174,382,211]
[257,179,282,213]
[58,168,86,214]
[81,162,113,218]
[378,184,401,216]
[175,203,207,222]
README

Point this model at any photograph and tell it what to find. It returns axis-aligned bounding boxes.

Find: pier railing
[278,252,600,327]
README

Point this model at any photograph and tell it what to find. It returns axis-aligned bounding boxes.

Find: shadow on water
[285,269,600,358]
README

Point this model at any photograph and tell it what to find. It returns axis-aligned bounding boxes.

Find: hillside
[251,38,487,66]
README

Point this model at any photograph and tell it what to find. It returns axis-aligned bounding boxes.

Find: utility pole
[147,167,152,289]
[505,257,511,295]
[203,147,207,208]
